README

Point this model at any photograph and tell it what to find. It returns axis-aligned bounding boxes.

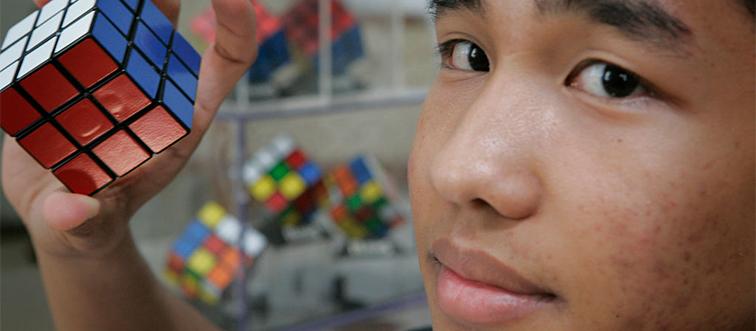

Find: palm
[2,0,257,257]
[2,131,184,253]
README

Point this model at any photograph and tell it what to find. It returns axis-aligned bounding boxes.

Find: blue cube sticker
[171,33,201,77]
[126,49,161,98]
[141,0,174,45]
[163,79,194,129]
[97,0,133,36]
[134,22,168,68]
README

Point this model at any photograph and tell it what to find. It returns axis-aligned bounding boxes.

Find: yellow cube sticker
[187,248,216,276]
[280,173,306,199]
[198,202,226,228]
[360,181,383,204]
[250,175,276,201]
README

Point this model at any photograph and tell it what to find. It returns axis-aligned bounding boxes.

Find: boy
[2,0,754,330]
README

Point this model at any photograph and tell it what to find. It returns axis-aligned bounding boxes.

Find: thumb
[33,0,49,8]
[42,191,100,231]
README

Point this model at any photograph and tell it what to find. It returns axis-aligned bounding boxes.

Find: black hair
[742,0,755,17]
[429,0,755,19]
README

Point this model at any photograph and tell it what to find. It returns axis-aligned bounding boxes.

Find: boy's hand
[2,0,257,258]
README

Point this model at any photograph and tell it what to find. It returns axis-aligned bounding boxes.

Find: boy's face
[409,0,754,330]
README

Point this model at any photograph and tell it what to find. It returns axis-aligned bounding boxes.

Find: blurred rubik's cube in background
[165,202,267,304]
[245,135,326,227]
[282,0,365,76]
[190,0,365,94]
[324,156,405,240]
[191,0,290,84]
[249,0,291,83]
[245,135,405,239]
[0,0,200,195]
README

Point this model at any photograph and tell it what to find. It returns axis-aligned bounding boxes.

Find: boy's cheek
[555,159,754,329]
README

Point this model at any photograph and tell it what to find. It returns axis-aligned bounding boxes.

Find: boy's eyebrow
[431,0,694,54]
[535,0,693,52]
[430,0,483,18]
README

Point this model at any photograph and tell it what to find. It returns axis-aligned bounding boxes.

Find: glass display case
[134,0,437,330]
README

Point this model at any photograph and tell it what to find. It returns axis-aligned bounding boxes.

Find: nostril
[471,195,537,221]
[470,197,511,218]
[470,198,489,209]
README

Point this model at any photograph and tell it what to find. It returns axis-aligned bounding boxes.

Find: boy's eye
[440,40,490,72]
[568,62,646,99]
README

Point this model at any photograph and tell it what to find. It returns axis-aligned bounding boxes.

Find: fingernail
[77,196,101,219]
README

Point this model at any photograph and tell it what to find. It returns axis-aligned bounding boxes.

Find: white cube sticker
[18,36,56,78]
[243,231,266,256]
[38,0,68,26]
[256,149,276,170]
[28,10,63,51]
[55,11,94,54]
[0,61,19,91]
[2,11,39,50]
[63,0,96,27]
[216,216,242,243]
[271,135,295,158]
[0,36,28,72]
[243,163,263,184]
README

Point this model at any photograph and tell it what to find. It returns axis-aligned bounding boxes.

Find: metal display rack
[214,0,433,329]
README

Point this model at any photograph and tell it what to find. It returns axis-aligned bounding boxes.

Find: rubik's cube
[245,135,325,227]
[324,156,405,240]
[0,0,200,195]
[281,0,365,76]
[165,202,267,304]
[191,1,290,84]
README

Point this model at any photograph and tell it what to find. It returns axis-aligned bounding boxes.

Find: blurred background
[0,0,438,330]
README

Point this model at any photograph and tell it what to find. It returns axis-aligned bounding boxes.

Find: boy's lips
[431,238,557,326]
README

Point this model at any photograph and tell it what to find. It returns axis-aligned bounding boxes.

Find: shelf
[217,88,427,122]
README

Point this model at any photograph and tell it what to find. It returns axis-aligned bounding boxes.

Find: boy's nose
[428,75,546,221]
[429,119,544,221]
[430,151,542,220]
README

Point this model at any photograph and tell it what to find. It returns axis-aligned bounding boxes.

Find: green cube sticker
[270,162,290,181]
[346,194,362,211]
[366,218,383,232]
